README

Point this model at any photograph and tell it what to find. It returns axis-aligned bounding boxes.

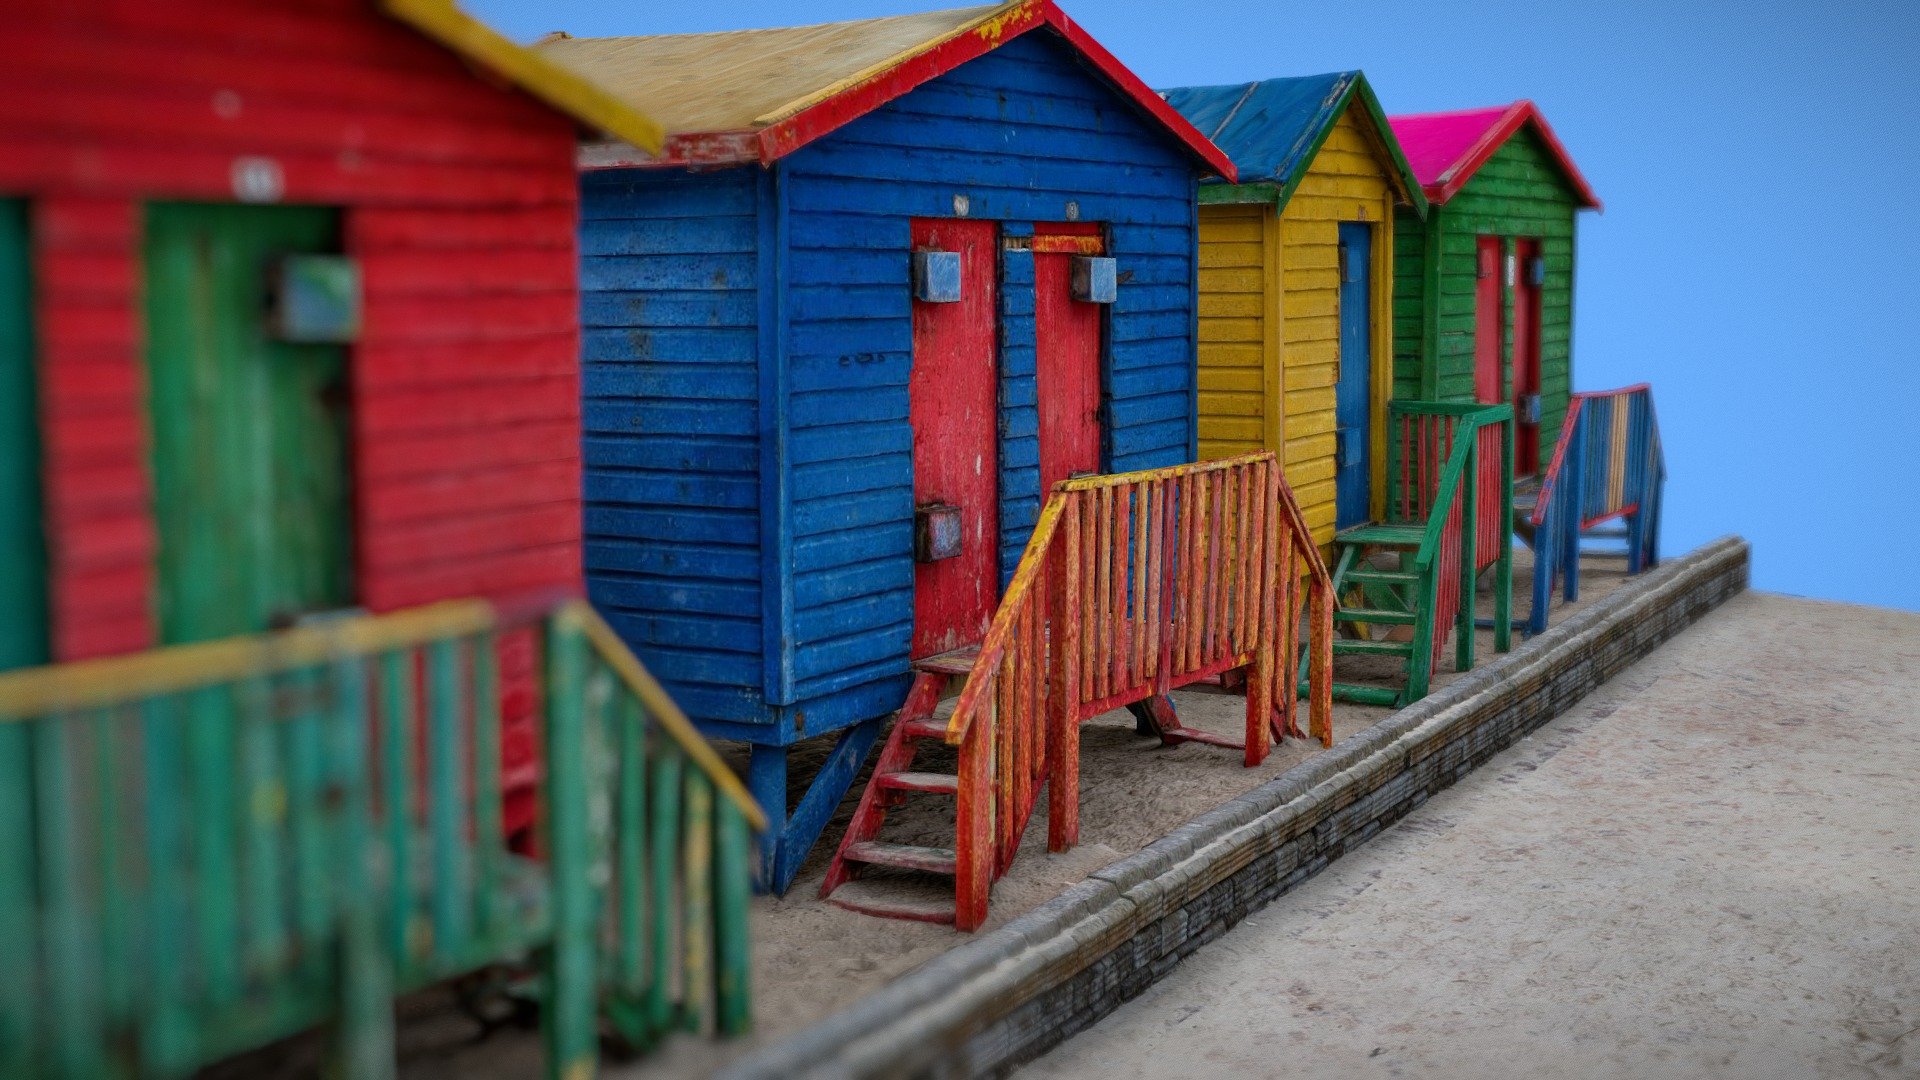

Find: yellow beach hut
[1163,72,1426,545]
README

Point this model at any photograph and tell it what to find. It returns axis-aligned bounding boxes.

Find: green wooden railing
[0,597,762,1078]
[1347,401,1513,704]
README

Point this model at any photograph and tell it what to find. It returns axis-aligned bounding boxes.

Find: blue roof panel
[1160,72,1356,186]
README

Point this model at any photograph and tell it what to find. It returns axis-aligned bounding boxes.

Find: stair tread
[912,646,979,676]
[1336,523,1425,547]
[1332,638,1415,657]
[1332,683,1403,706]
[876,771,959,795]
[899,718,951,741]
[1333,607,1416,624]
[824,880,957,924]
[1346,568,1419,584]
[844,840,957,875]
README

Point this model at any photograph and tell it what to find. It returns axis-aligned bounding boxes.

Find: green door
[145,203,352,644]
[0,200,46,670]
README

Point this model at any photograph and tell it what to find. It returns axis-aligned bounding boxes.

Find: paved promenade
[1023,592,1920,1080]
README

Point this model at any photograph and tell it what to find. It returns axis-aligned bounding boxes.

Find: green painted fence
[0,597,761,1078]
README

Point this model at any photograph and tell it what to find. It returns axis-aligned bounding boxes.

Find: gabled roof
[1388,100,1600,209]
[535,1,1236,177]
[380,0,665,153]
[1160,70,1424,215]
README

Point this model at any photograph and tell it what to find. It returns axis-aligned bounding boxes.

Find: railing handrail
[0,593,765,832]
[1530,384,1660,527]
[0,598,499,719]
[942,494,1069,747]
[569,601,767,831]
[1392,401,1512,571]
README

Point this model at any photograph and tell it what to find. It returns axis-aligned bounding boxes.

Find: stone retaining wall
[722,537,1751,1080]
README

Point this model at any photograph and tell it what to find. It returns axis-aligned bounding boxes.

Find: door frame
[0,198,46,670]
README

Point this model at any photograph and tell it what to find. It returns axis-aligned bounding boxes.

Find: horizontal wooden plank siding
[1393,127,1580,454]
[1196,203,1270,463]
[779,31,1199,726]
[3,0,589,833]
[1195,104,1400,547]
[1277,106,1394,544]
[579,167,764,725]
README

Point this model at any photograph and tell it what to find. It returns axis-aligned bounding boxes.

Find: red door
[1511,238,1543,475]
[910,218,999,659]
[1034,225,1104,495]
[1472,236,1504,406]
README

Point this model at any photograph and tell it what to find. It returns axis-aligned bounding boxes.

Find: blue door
[1335,222,1373,530]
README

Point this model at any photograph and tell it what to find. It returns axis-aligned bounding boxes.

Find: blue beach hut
[538,1,1234,890]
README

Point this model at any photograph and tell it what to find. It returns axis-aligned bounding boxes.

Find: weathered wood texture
[1196,105,1398,546]
[2,0,592,834]
[0,596,758,1076]
[579,30,1203,747]
[943,453,1331,930]
[1393,127,1580,455]
[1526,385,1665,634]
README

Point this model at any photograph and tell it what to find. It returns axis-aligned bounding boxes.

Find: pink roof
[1388,100,1600,209]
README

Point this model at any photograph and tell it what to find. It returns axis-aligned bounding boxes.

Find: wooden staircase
[1316,525,1436,707]
[818,452,1335,931]
[1304,402,1515,708]
[819,656,977,926]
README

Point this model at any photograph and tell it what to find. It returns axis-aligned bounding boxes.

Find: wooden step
[1336,523,1425,548]
[899,718,950,741]
[1331,683,1402,707]
[1346,567,1419,587]
[823,879,957,925]
[1332,638,1414,658]
[1333,607,1416,626]
[876,771,959,795]
[843,841,956,876]
[912,646,979,677]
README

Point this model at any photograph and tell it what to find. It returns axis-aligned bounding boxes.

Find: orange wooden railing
[939,452,1333,929]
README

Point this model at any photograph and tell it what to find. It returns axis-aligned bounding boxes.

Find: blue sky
[472,0,1920,612]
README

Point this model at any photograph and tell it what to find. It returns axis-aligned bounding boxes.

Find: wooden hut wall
[579,31,1201,741]
[1393,126,1581,457]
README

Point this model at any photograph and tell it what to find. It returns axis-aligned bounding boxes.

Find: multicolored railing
[0,597,762,1077]
[1387,402,1514,692]
[1526,385,1666,634]
[941,452,1334,930]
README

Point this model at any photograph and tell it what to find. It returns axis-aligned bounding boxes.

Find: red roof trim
[1422,100,1600,210]
[715,1,1232,179]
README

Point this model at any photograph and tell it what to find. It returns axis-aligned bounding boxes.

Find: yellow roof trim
[382,0,666,154]
[750,0,1032,126]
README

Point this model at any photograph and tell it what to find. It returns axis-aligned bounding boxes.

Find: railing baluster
[93,708,130,1024]
[189,684,243,1001]
[1109,482,1127,694]
[616,690,648,998]
[713,795,752,1037]
[235,675,285,980]
[379,649,415,970]
[1095,484,1113,703]
[648,749,684,1032]
[681,770,714,1034]
[471,634,503,939]
[36,712,100,1078]
[0,718,35,1075]
[1049,495,1083,854]
[140,696,193,1074]
[1082,495,1098,707]
[426,639,469,967]
[287,668,331,984]
[1130,483,1148,684]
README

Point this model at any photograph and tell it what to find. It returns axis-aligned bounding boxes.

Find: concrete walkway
[1021,592,1920,1080]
